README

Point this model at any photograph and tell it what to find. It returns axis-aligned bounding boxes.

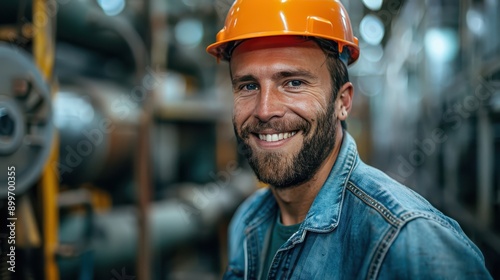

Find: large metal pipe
[0,0,143,59]
[57,171,256,278]
[53,78,140,186]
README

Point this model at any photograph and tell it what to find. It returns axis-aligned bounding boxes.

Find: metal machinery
[0,45,54,200]
[0,0,256,279]
[1,0,499,279]
[0,41,56,280]
[0,1,59,279]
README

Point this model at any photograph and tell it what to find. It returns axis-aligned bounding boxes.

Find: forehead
[230,36,327,72]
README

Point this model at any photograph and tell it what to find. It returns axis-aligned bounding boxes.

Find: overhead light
[97,0,126,16]
[362,0,383,11]
[424,28,459,63]
[175,19,204,48]
[360,14,385,45]
[466,9,485,36]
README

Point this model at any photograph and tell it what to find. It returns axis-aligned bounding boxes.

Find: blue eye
[243,83,259,91]
[287,80,302,87]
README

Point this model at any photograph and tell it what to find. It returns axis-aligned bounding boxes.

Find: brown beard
[234,102,337,189]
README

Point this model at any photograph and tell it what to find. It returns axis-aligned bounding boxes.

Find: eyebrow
[231,69,317,87]
[271,69,317,81]
[231,74,256,88]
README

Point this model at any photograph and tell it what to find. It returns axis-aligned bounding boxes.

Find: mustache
[240,118,311,139]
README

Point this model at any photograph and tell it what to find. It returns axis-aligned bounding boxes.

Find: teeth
[258,131,297,142]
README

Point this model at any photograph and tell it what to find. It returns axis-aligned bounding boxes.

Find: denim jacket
[224,132,492,279]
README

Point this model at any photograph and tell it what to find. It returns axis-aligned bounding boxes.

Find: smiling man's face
[230,36,341,189]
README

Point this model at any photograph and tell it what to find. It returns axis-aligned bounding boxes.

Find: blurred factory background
[0,0,498,279]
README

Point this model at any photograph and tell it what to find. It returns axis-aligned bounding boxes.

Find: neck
[272,127,344,226]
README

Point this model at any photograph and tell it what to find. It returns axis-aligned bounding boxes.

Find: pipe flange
[0,44,54,199]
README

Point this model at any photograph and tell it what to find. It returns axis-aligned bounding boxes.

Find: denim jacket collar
[301,131,358,232]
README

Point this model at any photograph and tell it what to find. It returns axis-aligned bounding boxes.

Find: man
[207,0,492,279]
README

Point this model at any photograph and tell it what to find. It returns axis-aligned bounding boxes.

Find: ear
[335,82,354,121]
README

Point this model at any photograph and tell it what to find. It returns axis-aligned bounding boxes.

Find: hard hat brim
[207,33,359,65]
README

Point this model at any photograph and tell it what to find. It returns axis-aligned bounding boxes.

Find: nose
[253,85,285,122]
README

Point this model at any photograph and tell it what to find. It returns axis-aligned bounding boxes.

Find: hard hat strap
[339,48,350,66]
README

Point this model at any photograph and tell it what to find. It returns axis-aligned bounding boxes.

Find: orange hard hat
[206,0,360,65]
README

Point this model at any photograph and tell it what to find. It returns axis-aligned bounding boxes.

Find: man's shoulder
[343,161,489,276]
[347,160,447,222]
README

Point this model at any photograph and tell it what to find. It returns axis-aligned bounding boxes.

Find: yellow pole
[38,138,59,280]
[33,0,55,79]
[33,0,59,279]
